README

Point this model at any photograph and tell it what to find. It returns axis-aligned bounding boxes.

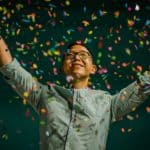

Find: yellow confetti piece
[139,40,144,45]
[91,14,97,20]
[47,50,52,56]
[83,38,88,44]
[16,29,21,35]
[23,99,27,105]
[32,77,38,82]
[88,30,93,35]
[56,80,60,85]
[32,63,38,69]
[127,19,134,27]
[43,51,48,56]
[53,50,60,56]
[103,11,107,15]
[65,0,70,6]
[82,20,89,26]
[125,48,131,55]
[0,6,3,11]
[3,7,8,15]
[131,107,136,111]
[27,13,36,22]
[23,92,29,98]
[38,24,43,29]
[29,25,34,31]
[33,37,38,43]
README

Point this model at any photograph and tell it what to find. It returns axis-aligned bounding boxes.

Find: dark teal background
[0,0,150,150]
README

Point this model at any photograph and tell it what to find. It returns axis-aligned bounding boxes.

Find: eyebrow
[66,50,92,56]
[67,49,91,53]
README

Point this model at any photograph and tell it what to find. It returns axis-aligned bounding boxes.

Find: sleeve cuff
[0,58,20,75]
[138,71,150,87]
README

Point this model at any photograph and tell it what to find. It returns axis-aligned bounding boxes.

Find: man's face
[62,44,97,80]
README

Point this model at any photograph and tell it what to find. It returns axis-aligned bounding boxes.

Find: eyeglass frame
[64,50,93,60]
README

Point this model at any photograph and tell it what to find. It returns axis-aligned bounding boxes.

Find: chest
[45,91,111,129]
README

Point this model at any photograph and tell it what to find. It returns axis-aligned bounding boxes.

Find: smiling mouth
[72,64,84,68]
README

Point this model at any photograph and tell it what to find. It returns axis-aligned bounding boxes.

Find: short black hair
[66,42,94,57]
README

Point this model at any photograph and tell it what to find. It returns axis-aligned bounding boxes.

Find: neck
[71,77,89,89]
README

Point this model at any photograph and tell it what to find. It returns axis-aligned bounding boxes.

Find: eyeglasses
[64,51,92,60]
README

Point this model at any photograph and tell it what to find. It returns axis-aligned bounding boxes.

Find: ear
[90,65,97,74]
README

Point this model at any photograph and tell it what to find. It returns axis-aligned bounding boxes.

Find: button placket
[64,89,77,150]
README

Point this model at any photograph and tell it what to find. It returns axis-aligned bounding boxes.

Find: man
[0,36,150,150]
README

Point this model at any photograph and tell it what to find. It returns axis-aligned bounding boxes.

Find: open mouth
[72,61,84,67]
[73,64,83,67]
[72,63,84,68]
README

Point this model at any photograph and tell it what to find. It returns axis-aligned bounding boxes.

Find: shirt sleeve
[0,58,45,113]
[110,73,150,123]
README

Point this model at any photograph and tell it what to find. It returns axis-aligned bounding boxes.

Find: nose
[74,53,81,60]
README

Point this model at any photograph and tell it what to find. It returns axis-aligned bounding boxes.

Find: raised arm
[110,72,150,123]
[0,36,46,113]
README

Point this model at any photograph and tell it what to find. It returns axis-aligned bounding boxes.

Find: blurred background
[0,0,150,149]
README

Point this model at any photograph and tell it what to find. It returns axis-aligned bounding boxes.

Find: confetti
[0,1,149,148]
[121,128,125,133]
[146,106,150,113]
[23,92,29,98]
[135,4,140,11]
[127,19,135,27]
